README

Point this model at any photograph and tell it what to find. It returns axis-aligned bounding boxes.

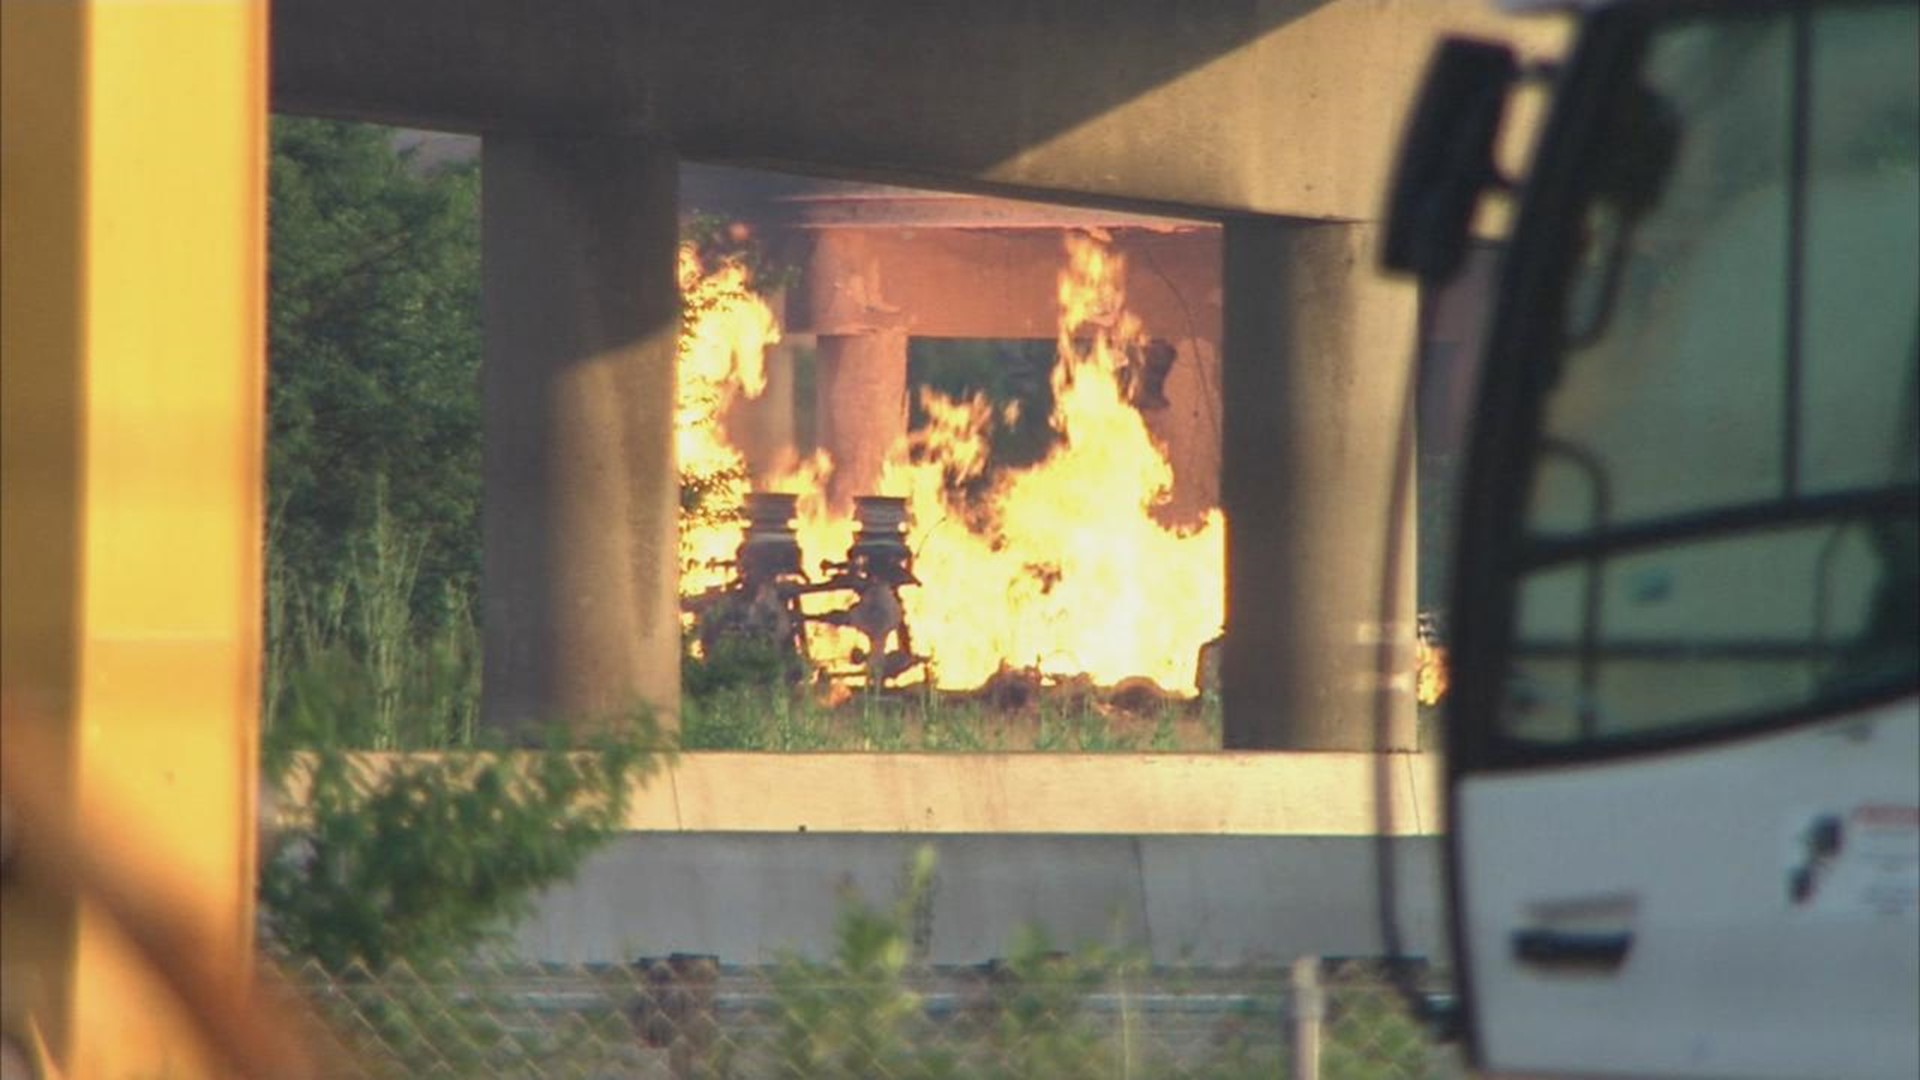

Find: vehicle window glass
[1508,518,1896,743]
[1533,15,1791,534]
[1502,5,1919,748]
[1799,5,1920,494]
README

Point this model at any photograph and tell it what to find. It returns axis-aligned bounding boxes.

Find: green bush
[261,723,660,972]
[770,847,957,1080]
[765,849,1176,1080]
[981,926,1143,1080]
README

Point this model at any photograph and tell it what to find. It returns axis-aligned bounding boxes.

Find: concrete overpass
[272,0,1562,748]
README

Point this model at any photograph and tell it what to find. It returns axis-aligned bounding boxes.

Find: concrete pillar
[801,230,910,510]
[1141,337,1223,530]
[481,135,681,740]
[815,329,909,510]
[1220,220,1419,751]
[728,292,800,486]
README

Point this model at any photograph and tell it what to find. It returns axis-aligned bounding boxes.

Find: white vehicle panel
[1458,697,1920,1078]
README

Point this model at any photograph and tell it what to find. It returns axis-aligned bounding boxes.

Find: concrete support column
[803,230,909,511]
[730,292,800,486]
[482,135,681,740]
[1141,336,1223,530]
[1220,219,1418,751]
[815,328,908,511]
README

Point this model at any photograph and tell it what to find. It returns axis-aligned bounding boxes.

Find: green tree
[268,117,482,626]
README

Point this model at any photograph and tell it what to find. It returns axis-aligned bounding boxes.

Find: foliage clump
[770,847,957,1079]
[260,724,658,972]
[766,848,1175,1080]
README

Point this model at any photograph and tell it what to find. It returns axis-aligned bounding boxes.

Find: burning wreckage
[689,493,926,688]
[676,229,1232,698]
[675,223,1447,706]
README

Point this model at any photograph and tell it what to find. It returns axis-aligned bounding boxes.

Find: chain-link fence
[276,954,1462,1079]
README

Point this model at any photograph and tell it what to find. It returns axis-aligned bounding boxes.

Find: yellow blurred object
[2,705,318,1079]
[28,1021,65,1080]
[1,1,269,1075]
[1415,639,1450,708]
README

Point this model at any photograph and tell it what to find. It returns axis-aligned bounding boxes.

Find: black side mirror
[1382,37,1520,284]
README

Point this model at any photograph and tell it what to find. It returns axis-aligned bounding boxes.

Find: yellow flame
[685,230,1229,693]
[1416,639,1449,707]
[876,233,1224,691]
[676,242,781,597]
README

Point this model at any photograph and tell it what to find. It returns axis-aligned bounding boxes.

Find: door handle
[1512,928,1634,969]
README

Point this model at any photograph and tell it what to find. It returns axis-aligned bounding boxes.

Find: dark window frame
[1445,0,1919,776]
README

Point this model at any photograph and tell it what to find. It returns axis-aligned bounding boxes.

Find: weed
[771,847,954,1080]
[854,694,912,751]
[679,676,1219,753]
[1149,711,1180,752]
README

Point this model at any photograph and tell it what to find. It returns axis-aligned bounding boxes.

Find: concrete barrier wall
[513,752,1448,968]
[623,751,1443,835]
[512,833,1446,968]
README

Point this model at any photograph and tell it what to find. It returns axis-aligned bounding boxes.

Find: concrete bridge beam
[272,0,1561,222]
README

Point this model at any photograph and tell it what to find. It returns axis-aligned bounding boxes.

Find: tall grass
[680,682,1222,753]
[340,478,419,748]
[265,478,482,756]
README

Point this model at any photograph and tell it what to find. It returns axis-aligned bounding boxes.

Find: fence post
[1290,955,1323,1080]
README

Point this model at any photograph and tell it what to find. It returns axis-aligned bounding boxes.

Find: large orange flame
[679,229,1225,693]
[883,234,1223,691]
[676,243,781,598]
